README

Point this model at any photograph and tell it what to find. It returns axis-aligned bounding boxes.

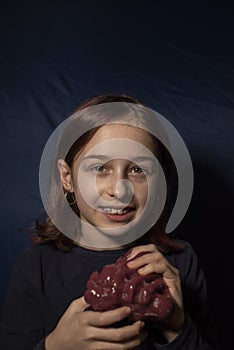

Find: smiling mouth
[100,206,135,222]
[102,207,130,215]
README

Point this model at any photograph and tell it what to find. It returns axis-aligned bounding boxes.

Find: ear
[57,159,74,192]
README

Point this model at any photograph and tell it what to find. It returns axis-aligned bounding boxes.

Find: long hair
[33,93,184,253]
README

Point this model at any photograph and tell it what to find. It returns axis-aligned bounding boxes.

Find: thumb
[69,296,90,313]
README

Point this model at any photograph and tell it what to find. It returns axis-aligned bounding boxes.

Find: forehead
[82,124,156,154]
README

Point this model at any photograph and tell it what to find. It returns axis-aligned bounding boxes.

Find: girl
[0,94,219,349]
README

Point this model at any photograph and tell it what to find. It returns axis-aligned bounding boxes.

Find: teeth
[103,207,128,215]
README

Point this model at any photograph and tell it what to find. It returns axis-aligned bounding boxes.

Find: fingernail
[124,306,131,313]
[126,248,135,261]
[126,254,133,261]
[136,320,144,328]
[127,260,135,266]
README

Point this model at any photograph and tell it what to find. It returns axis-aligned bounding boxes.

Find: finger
[90,320,145,342]
[127,244,158,261]
[127,251,163,269]
[84,306,131,327]
[137,262,182,305]
[138,260,179,280]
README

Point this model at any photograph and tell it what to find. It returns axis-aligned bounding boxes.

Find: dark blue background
[0,1,233,349]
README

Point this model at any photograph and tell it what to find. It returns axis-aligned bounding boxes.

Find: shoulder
[166,237,198,259]
[165,238,203,282]
[12,243,67,276]
[9,243,70,290]
[15,243,59,261]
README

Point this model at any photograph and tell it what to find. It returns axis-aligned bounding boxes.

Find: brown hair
[32,93,184,253]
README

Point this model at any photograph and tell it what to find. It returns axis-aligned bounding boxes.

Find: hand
[45,296,147,350]
[127,244,185,342]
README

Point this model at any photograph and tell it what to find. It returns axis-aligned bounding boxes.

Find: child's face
[71,124,158,231]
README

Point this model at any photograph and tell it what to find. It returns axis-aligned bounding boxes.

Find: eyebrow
[82,154,155,162]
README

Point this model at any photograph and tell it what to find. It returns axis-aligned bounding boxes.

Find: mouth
[100,206,135,222]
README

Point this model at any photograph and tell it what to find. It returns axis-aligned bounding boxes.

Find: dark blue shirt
[0,240,219,349]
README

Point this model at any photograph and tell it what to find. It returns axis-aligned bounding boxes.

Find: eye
[129,166,145,175]
[90,165,108,174]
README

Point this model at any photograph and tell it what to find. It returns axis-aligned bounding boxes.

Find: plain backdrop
[0,1,233,349]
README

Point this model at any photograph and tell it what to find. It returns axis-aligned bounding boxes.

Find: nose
[114,179,133,202]
[108,173,134,203]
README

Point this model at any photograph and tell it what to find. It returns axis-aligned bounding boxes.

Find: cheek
[133,181,148,206]
[135,175,157,208]
[74,169,101,208]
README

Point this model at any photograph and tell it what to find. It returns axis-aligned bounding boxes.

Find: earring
[65,191,77,206]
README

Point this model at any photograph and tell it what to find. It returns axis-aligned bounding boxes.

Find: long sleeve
[0,249,46,350]
[151,243,220,350]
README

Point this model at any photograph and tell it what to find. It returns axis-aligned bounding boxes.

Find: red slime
[84,250,174,323]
